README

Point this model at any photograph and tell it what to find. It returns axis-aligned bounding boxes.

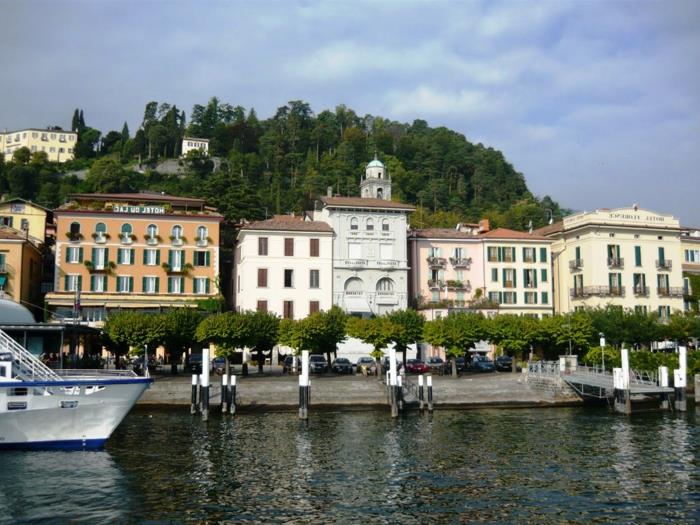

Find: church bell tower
[360,155,391,200]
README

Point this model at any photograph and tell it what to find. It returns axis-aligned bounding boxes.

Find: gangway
[0,328,61,381]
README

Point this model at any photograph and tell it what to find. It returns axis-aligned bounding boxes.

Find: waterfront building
[234,215,333,319]
[681,226,700,312]
[407,223,486,317]
[0,198,53,243]
[0,128,77,163]
[44,192,222,325]
[181,137,209,156]
[0,226,43,318]
[537,206,685,318]
[313,158,414,316]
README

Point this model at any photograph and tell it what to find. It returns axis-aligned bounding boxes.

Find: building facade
[234,215,333,319]
[0,128,77,163]
[0,198,52,244]
[181,137,209,156]
[45,192,222,325]
[0,226,43,318]
[314,158,414,316]
[681,226,700,312]
[539,206,685,318]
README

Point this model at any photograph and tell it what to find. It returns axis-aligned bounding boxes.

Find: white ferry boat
[0,328,152,450]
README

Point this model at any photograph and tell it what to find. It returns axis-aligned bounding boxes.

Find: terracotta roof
[69,193,205,206]
[533,221,564,236]
[409,228,479,240]
[0,226,28,241]
[478,228,550,241]
[320,196,415,211]
[241,215,333,233]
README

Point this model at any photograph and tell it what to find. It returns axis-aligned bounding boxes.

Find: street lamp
[599,333,605,371]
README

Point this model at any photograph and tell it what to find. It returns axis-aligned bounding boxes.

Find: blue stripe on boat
[0,438,107,450]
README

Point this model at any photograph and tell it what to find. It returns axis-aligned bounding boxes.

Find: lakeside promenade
[138,371,583,410]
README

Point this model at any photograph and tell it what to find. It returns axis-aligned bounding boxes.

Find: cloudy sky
[2,0,699,224]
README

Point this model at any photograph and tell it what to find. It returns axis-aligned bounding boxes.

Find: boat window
[60,400,79,409]
[9,387,28,396]
[7,402,27,410]
[84,386,105,395]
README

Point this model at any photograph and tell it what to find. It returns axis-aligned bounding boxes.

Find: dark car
[471,355,495,372]
[426,356,446,375]
[331,357,354,374]
[356,356,377,376]
[405,359,429,374]
[187,353,203,374]
[212,357,226,375]
[309,355,327,374]
[495,355,513,372]
[381,357,403,373]
[282,355,298,374]
[455,356,467,372]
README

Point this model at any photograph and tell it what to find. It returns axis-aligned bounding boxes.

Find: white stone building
[313,158,414,316]
[234,215,333,319]
[181,137,209,156]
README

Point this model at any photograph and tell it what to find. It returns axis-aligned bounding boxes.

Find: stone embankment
[138,371,583,411]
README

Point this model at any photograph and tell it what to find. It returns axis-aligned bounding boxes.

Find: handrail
[55,369,138,378]
[0,328,61,381]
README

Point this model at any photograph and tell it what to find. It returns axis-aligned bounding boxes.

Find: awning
[0,276,6,289]
[344,296,372,313]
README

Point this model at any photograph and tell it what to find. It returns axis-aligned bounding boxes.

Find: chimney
[478,218,490,233]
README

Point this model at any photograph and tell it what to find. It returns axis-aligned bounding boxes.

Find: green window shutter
[502,268,506,285]
[498,291,503,303]
[142,276,147,292]
[205,251,210,266]
[104,248,109,264]
[129,277,134,292]
[575,246,580,260]
[522,247,527,261]
[168,250,173,268]
[156,250,161,265]
[532,249,536,263]
[513,272,517,288]
[541,269,547,282]
[635,246,641,266]
[205,278,210,294]
[491,268,497,281]
[167,277,173,293]
[90,275,95,291]
[117,249,122,265]
[143,250,147,264]
[523,269,528,286]
[79,248,84,263]
[130,249,135,264]
[534,270,537,286]
[155,277,160,293]
[102,275,107,291]
[64,275,69,291]
[540,247,547,262]
[65,248,69,263]
[497,247,503,262]
[77,276,82,291]
[92,247,97,264]
[533,293,538,304]
[658,247,665,260]
[512,247,516,262]
[542,292,548,304]
[179,277,185,292]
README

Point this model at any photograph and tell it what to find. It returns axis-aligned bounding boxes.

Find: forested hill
[0,98,566,229]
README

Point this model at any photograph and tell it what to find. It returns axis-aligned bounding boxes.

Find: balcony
[633,286,650,297]
[570,286,625,298]
[427,279,445,289]
[84,260,115,273]
[196,237,209,247]
[342,259,367,268]
[657,286,684,297]
[656,259,672,271]
[145,235,161,246]
[170,236,184,247]
[449,257,472,269]
[375,291,398,305]
[426,256,446,269]
[503,281,515,289]
[524,281,537,289]
[607,257,624,269]
[377,260,398,267]
[120,234,135,245]
[570,287,590,299]
[162,262,193,274]
[569,259,583,270]
[446,280,470,291]
[92,233,109,244]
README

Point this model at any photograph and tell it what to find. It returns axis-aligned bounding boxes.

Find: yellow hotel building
[0,128,77,163]
[45,192,223,324]
[0,226,43,318]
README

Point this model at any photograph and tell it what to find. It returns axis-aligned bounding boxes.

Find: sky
[1,0,699,225]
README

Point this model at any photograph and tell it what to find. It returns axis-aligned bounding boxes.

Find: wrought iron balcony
[571,285,625,298]
[633,285,650,297]
[656,259,672,270]
[657,286,684,297]
[426,256,446,268]
[569,259,583,270]
[449,257,472,269]
[445,279,471,291]
[607,257,624,269]
[427,279,445,289]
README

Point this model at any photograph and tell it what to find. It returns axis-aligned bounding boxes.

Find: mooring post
[674,346,687,412]
[613,368,624,414]
[427,374,434,413]
[221,374,228,413]
[201,346,210,421]
[659,366,670,410]
[229,373,237,414]
[397,374,403,412]
[389,348,398,418]
[695,374,700,408]
[620,348,631,415]
[418,374,425,411]
[190,373,198,414]
[299,350,309,420]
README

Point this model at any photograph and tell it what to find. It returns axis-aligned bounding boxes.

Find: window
[258,237,268,256]
[348,243,362,259]
[66,246,83,264]
[502,269,516,288]
[257,268,268,287]
[257,300,268,312]
[502,292,517,304]
[635,246,642,267]
[350,217,358,231]
[685,249,699,263]
[541,269,548,282]
[376,278,395,292]
[309,301,320,314]
[197,226,207,242]
[608,273,622,294]
[284,269,294,288]
[488,292,500,303]
[168,277,184,294]
[523,269,537,288]
[635,305,648,315]
[142,276,159,294]
[194,277,210,294]
[657,273,669,292]
[193,251,210,266]
[90,275,107,292]
[431,291,440,302]
[147,224,158,238]
[117,248,134,265]
[69,222,81,237]
[522,247,536,263]
[382,219,389,232]
[429,247,441,258]
[95,222,106,235]
[144,249,160,265]
[658,305,670,320]
[117,276,133,293]
[0,217,12,227]
[379,244,393,260]
[64,275,82,292]
[541,292,549,304]
[171,225,183,241]
[310,238,319,257]
[121,223,133,241]
[284,238,294,256]
[453,247,464,259]
[91,247,107,270]
[366,218,374,231]
[309,269,320,289]
[168,250,184,271]
[539,247,547,263]
[283,301,294,319]
[500,247,516,263]
[524,292,538,304]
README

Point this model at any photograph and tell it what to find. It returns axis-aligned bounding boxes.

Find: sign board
[114,205,166,215]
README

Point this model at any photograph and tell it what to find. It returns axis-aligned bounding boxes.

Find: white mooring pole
[674,346,687,412]
[299,350,310,420]
[659,366,670,410]
[201,346,210,421]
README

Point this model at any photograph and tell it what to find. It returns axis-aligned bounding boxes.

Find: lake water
[0,407,698,524]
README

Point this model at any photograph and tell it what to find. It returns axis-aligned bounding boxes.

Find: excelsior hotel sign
[114,205,166,214]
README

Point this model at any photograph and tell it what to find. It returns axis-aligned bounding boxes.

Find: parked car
[495,355,513,372]
[405,359,429,374]
[212,357,226,375]
[426,356,446,375]
[282,355,298,374]
[309,354,327,374]
[381,356,403,373]
[331,357,354,374]
[455,356,467,372]
[356,356,377,376]
[187,353,203,374]
[471,355,495,372]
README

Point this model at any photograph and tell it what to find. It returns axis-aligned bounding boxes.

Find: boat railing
[54,369,139,378]
[0,328,61,381]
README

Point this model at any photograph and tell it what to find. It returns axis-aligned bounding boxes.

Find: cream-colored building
[538,206,685,318]
[681,226,700,312]
[0,128,77,163]
[181,137,209,157]
[0,198,52,243]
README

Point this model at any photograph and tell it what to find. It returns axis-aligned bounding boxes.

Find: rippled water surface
[0,407,698,524]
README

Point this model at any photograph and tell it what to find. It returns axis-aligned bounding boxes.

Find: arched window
[376,278,395,292]
[382,219,389,231]
[95,222,106,234]
[121,223,132,235]
[197,226,207,240]
[376,188,383,199]
[350,217,358,231]
[69,222,81,235]
[147,224,158,238]
[171,225,183,240]
[344,277,364,293]
[366,218,374,231]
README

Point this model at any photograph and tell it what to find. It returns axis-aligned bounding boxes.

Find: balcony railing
[426,256,446,268]
[345,290,364,296]
[503,281,515,289]
[656,259,672,270]
[92,233,108,244]
[449,257,472,269]
[445,280,470,290]
[657,286,684,297]
[607,257,624,269]
[633,286,650,297]
[342,259,367,267]
[570,286,625,298]
[196,238,208,247]
[524,281,537,289]
[427,279,444,289]
[569,259,583,270]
